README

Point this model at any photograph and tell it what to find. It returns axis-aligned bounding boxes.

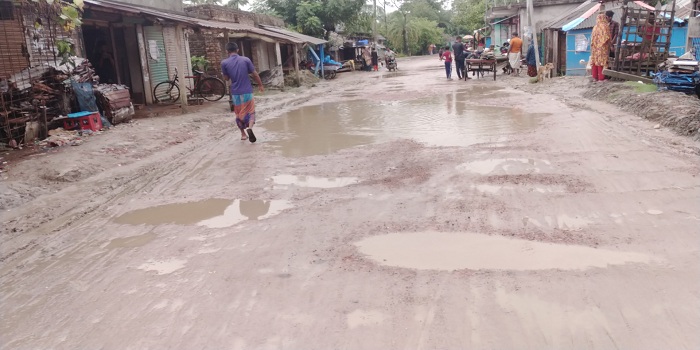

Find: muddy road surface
[2,57,699,349]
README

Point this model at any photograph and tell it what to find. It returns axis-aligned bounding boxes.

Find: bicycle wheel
[198,77,226,102]
[153,81,180,104]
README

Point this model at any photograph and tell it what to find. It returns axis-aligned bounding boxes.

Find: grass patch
[624,81,657,93]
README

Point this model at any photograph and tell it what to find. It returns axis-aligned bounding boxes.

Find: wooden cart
[464,59,497,81]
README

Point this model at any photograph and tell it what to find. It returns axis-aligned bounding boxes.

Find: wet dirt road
[2,57,700,349]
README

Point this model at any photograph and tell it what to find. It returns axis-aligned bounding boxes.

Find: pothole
[260,97,546,157]
[105,231,157,249]
[114,199,292,228]
[271,174,359,188]
[457,158,553,175]
[354,232,657,271]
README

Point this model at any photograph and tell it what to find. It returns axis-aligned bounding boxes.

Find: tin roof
[665,0,697,19]
[545,2,655,30]
[84,0,308,44]
[192,19,304,44]
[84,0,197,25]
[260,25,328,45]
[544,0,596,29]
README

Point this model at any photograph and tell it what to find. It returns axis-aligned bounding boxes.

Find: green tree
[384,10,443,55]
[451,0,486,34]
[267,0,365,37]
[296,1,324,37]
[342,3,384,36]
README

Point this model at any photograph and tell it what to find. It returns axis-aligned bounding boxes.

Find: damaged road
[1,56,699,349]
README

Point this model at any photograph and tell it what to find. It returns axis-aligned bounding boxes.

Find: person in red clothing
[640,12,660,53]
[441,46,453,79]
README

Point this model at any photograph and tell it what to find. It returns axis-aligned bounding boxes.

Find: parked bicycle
[153,68,226,104]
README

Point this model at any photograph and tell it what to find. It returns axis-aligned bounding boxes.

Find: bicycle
[153,68,226,104]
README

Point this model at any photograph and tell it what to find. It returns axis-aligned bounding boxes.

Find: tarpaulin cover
[653,71,700,93]
[72,82,112,128]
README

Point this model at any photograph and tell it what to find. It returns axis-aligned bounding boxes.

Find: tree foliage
[451,0,486,34]
[381,0,446,55]
[30,0,84,65]
[341,4,387,36]
[384,10,443,55]
[266,0,365,37]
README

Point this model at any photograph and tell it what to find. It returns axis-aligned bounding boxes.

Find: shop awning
[259,25,327,45]
[490,14,518,25]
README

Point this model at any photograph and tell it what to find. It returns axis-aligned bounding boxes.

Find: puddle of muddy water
[457,158,552,175]
[106,231,157,249]
[354,232,657,271]
[261,92,545,157]
[271,174,359,188]
[114,199,291,228]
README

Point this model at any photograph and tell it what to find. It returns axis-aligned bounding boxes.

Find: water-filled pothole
[114,199,291,228]
[354,232,656,271]
[271,174,359,188]
[457,158,553,175]
[261,95,546,157]
[106,231,157,249]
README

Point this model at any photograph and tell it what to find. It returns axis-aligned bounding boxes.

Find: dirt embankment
[587,83,700,140]
[514,75,700,141]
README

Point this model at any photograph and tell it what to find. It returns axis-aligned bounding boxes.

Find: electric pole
[373,0,378,44]
[526,0,541,67]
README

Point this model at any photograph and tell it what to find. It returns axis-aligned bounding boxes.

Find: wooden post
[175,25,189,113]
[136,24,153,105]
[109,24,122,84]
[293,43,300,85]
[614,1,629,71]
[275,42,282,66]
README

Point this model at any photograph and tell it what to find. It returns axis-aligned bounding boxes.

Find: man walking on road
[452,36,465,80]
[507,32,523,76]
[221,42,264,143]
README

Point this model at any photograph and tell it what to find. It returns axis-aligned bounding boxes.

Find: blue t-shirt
[221,54,255,95]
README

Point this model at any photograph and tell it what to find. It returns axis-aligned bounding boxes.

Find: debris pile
[654,54,700,97]
[94,84,134,124]
[39,128,87,147]
[1,57,133,146]
[284,70,319,87]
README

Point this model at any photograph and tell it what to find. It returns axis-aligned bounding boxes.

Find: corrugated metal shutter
[162,26,178,79]
[143,25,169,87]
[0,4,28,78]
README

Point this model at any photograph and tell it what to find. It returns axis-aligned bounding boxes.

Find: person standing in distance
[221,42,264,142]
[606,10,620,61]
[507,32,523,76]
[452,36,465,80]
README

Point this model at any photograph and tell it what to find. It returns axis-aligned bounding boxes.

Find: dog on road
[502,62,513,75]
[537,63,554,82]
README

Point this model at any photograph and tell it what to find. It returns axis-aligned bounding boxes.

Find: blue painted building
[545,2,691,76]
[563,25,688,76]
